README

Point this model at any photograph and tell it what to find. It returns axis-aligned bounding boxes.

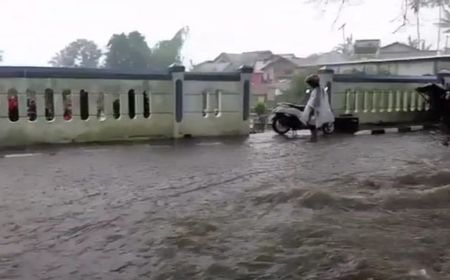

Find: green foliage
[104,27,189,71]
[279,69,318,104]
[150,27,189,68]
[105,31,152,71]
[50,39,102,68]
[254,102,267,116]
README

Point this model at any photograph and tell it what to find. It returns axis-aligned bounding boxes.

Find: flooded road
[1,132,450,279]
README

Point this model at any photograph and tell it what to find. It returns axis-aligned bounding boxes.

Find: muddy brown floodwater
[1,132,450,279]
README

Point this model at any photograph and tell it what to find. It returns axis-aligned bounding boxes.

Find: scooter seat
[284,103,305,111]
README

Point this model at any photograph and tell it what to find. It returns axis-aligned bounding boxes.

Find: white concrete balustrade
[343,89,427,115]
[0,66,253,147]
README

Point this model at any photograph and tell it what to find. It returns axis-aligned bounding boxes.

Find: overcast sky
[0,0,444,66]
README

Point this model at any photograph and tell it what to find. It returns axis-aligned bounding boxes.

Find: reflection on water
[0,132,449,279]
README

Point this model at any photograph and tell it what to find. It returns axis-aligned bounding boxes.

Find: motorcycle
[269,101,335,136]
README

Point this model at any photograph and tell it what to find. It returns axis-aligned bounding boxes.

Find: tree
[104,27,189,72]
[410,0,422,48]
[50,39,102,68]
[438,8,450,33]
[104,31,153,72]
[278,69,318,104]
[150,27,189,68]
[313,0,450,26]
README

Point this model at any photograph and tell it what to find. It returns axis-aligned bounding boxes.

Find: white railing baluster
[403,91,409,112]
[345,90,351,114]
[364,90,369,113]
[396,90,402,112]
[371,90,377,113]
[410,91,417,111]
[379,90,385,113]
[388,90,394,112]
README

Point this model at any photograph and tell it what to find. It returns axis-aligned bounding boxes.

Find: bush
[254,102,267,116]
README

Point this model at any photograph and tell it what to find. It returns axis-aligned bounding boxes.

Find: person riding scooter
[300,74,335,142]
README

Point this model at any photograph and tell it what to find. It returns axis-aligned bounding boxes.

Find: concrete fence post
[318,67,334,110]
[239,65,253,122]
[169,64,185,138]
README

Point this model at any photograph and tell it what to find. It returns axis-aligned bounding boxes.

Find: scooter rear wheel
[272,116,290,135]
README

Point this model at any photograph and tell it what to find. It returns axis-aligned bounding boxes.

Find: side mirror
[305,89,311,95]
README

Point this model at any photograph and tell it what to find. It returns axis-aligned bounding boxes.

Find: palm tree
[409,0,422,49]
[438,7,450,33]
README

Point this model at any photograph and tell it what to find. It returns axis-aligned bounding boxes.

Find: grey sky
[0,0,444,66]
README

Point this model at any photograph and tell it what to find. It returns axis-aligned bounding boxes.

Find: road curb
[354,124,435,136]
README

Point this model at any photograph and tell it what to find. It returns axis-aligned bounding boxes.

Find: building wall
[265,60,296,81]
[331,60,435,76]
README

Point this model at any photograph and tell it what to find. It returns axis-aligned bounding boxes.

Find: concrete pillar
[318,67,334,108]
[239,65,253,122]
[169,64,185,138]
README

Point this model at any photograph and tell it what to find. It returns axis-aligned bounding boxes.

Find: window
[143,91,150,118]
[97,92,105,120]
[215,90,221,117]
[62,90,72,121]
[27,90,37,122]
[113,93,120,119]
[45,88,54,121]
[128,89,136,119]
[7,88,19,122]
[80,90,89,120]
[202,91,208,117]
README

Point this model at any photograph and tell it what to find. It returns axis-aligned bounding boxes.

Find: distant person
[300,74,334,142]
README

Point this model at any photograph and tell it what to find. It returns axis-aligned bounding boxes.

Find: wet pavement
[1,132,450,279]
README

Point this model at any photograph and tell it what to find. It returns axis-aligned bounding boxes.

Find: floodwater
[1,132,450,279]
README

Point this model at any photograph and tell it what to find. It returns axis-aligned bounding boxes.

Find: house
[297,41,439,75]
[379,42,436,59]
[193,51,303,107]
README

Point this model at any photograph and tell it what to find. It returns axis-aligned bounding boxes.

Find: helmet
[305,74,320,88]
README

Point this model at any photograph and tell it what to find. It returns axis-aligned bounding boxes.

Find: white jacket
[300,87,335,127]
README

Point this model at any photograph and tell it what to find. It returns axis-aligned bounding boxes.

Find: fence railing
[0,65,253,147]
[342,89,429,115]
[320,71,438,124]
